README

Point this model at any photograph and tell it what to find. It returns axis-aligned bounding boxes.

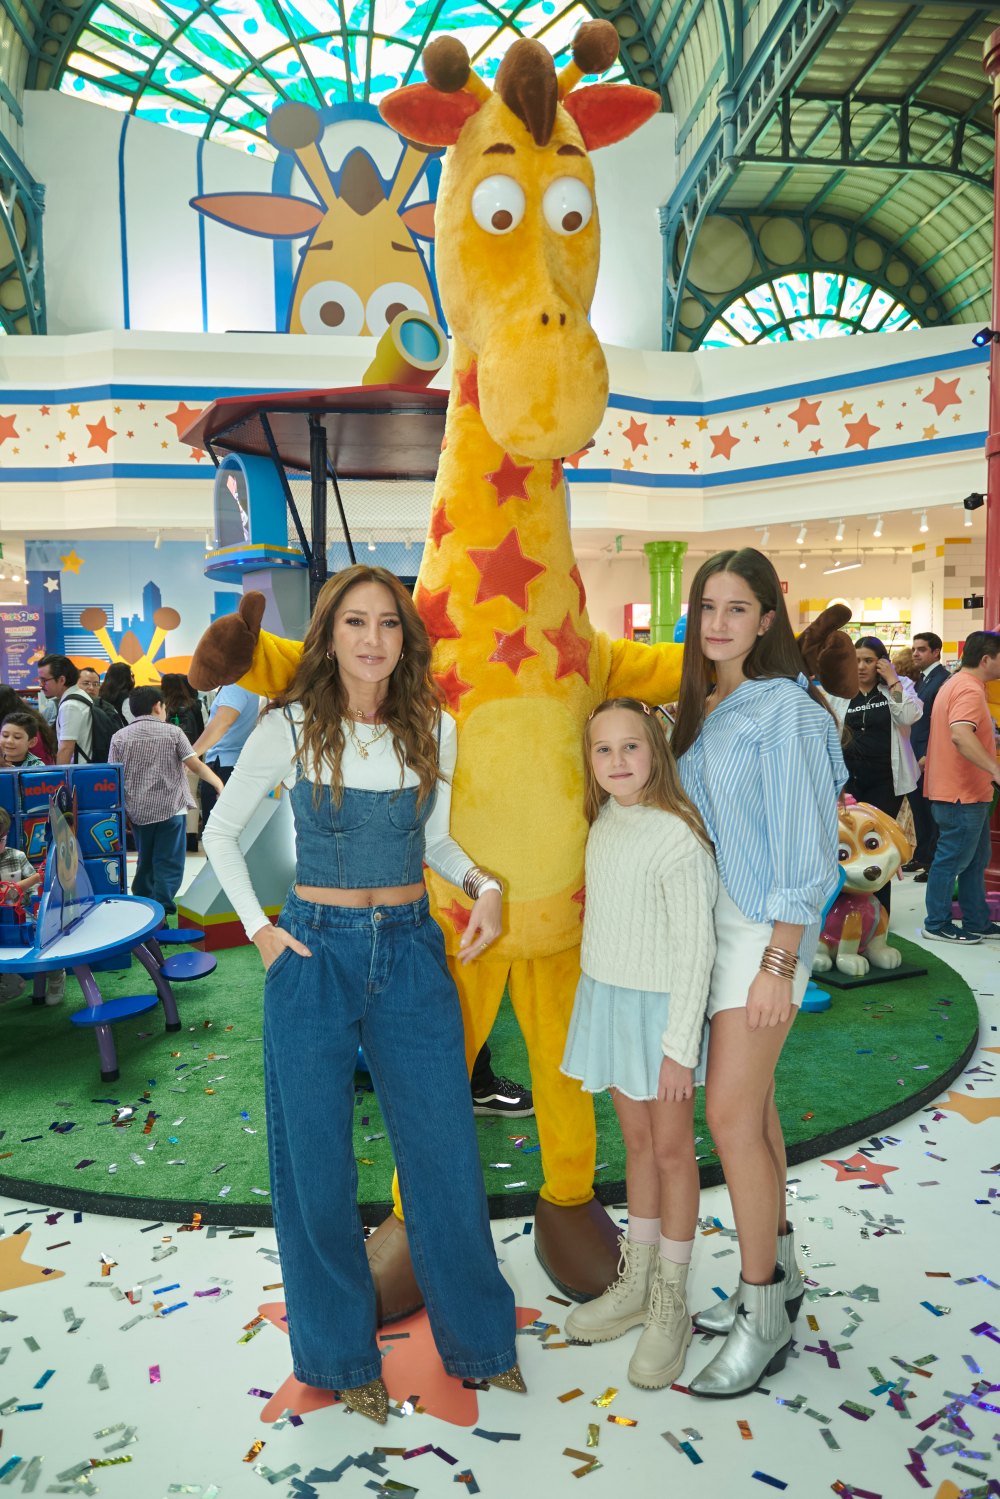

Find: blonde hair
[272,565,442,807]
[582,698,713,851]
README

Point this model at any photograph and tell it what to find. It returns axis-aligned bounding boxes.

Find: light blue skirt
[560,974,708,1103]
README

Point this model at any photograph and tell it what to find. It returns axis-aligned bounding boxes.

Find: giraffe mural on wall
[189,25,851,1311]
[191,102,439,336]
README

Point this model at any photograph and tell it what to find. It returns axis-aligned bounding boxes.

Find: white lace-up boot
[628,1257,692,1389]
[565,1236,657,1343]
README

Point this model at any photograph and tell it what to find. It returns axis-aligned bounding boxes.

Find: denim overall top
[286,711,436,888]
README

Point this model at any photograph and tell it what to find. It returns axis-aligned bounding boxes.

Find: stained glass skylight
[57,0,623,158]
[702,271,921,348]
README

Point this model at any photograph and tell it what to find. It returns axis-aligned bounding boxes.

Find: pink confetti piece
[148,1365,160,1385]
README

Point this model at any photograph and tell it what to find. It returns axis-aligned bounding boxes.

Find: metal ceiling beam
[844,4,920,95]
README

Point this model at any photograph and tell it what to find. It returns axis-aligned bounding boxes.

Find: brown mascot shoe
[365,1213,424,1325]
[188,590,267,692]
[796,603,858,700]
[534,1196,621,1302]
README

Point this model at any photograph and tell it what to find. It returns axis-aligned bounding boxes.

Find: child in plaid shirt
[0,806,61,1006]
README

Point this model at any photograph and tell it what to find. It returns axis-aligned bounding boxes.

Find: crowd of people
[1,575,998,1416]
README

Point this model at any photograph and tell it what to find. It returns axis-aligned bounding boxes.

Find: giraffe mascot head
[189,22,856,1312]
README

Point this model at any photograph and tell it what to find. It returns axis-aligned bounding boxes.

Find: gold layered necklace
[346,713,390,760]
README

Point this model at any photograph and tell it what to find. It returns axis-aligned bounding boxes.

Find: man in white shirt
[37,654,93,764]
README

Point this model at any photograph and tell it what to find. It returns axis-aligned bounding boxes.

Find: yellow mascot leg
[508,951,620,1301]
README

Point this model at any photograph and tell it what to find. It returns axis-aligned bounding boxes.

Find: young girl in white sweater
[561,698,718,1389]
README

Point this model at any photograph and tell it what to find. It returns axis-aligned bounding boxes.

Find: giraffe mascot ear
[188,592,266,692]
[796,604,859,699]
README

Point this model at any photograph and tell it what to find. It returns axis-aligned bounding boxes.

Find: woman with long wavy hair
[202,566,520,1422]
[670,549,846,1400]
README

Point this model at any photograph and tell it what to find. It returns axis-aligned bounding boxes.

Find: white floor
[2,875,997,1499]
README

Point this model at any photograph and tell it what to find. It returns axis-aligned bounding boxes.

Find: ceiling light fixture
[919,510,928,533]
[823,559,862,575]
[799,558,807,569]
[154,529,162,550]
[872,514,883,538]
[796,525,806,545]
[760,525,770,547]
[835,519,845,542]
[368,537,377,552]
[965,510,973,527]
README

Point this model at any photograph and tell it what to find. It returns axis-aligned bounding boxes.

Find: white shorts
[707,885,810,1019]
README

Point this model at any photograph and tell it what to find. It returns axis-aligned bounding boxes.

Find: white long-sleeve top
[202,705,477,940]
[579,799,719,1068]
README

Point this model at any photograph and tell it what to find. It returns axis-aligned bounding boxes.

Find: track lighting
[796,525,806,545]
[760,526,770,547]
[368,538,377,552]
[919,511,928,533]
[799,559,806,569]
[835,519,845,542]
[154,530,162,550]
[872,515,883,538]
[965,510,973,527]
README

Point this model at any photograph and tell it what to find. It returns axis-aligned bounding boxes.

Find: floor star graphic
[86,415,117,452]
[468,529,545,609]
[0,1231,64,1292]
[789,397,822,432]
[821,1152,898,1186]
[936,1089,1000,1124]
[844,413,880,450]
[923,376,962,417]
[59,549,84,574]
[623,417,648,451]
[709,425,740,460]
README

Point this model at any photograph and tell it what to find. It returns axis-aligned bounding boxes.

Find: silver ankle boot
[688,1266,791,1399]
[693,1223,803,1335]
[565,1236,656,1343]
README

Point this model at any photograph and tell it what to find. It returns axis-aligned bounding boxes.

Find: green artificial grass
[0,937,978,1225]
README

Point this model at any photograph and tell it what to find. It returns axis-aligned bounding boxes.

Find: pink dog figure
[812,798,913,979]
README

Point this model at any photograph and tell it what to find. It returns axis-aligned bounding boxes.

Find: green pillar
[644,540,688,644]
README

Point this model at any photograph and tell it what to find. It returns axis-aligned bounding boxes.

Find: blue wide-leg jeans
[262,890,517,1391]
[925,800,992,932]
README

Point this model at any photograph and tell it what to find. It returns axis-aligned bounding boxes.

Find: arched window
[58,0,623,158]
[702,271,920,348]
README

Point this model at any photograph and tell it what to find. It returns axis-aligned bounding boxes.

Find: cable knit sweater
[579,799,719,1069]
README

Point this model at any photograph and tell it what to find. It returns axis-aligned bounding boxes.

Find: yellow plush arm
[237,629,304,699]
[606,637,684,705]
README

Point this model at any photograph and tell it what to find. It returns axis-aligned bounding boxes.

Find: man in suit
[905,631,950,881]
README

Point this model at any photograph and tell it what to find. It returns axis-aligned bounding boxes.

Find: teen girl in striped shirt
[672,548,847,1399]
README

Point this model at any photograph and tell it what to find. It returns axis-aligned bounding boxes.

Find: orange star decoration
[468,529,545,610]
[543,612,591,684]
[434,661,474,714]
[414,582,460,642]
[484,452,533,506]
[695,416,708,431]
[789,397,822,432]
[838,400,854,417]
[623,417,648,451]
[809,439,823,455]
[86,415,116,453]
[923,376,961,417]
[844,413,880,451]
[489,626,538,676]
[189,448,206,463]
[709,426,740,461]
[821,1152,898,1186]
[428,502,454,550]
[0,413,19,445]
[570,563,587,615]
[165,401,204,439]
[922,425,939,441]
[563,442,593,469]
[936,1089,1000,1125]
[67,403,80,418]
[0,1230,64,1292]
[59,549,84,574]
[457,360,480,412]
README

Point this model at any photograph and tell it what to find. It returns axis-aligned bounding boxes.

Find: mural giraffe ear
[562,83,660,150]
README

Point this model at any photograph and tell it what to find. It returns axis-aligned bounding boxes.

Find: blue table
[0,896,181,1081]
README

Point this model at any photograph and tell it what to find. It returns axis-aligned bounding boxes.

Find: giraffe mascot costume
[191,22,856,1316]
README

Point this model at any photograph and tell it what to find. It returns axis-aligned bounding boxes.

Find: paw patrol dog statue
[812,799,913,979]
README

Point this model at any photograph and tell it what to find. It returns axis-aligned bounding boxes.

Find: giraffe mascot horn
[189,22,857,1316]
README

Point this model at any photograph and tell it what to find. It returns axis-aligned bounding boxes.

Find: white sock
[660,1235,694,1265]
[627,1215,660,1246]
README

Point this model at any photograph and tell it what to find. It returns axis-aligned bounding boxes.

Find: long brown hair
[583,698,713,851]
[272,565,442,806]
[671,548,833,759]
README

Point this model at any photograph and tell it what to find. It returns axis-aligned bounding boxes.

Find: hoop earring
[326,650,336,663]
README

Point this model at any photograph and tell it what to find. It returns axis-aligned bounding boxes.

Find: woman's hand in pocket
[253,923,312,972]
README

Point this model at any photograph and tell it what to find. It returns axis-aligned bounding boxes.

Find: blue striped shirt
[678,675,848,963]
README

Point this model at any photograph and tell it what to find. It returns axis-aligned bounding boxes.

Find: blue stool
[160,951,218,982]
[70,993,160,1081]
[800,982,832,1014]
[153,928,206,946]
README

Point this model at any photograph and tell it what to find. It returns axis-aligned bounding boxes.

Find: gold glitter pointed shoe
[487,1364,528,1394]
[340,1376,389,1424]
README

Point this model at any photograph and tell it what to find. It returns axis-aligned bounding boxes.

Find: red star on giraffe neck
[428,503,454,549]
[414,582,460,642]
[569,565,586,615]
[468,530,545,610]
[489,626,538,676]
[457,361,480,412]
[434,662,474,713]
[543,613,591,684]
[485,452,534,506]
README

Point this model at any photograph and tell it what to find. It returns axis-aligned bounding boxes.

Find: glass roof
[702,270,921,348]
[58,0,623,158]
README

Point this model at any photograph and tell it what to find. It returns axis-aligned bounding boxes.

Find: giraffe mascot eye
[542,177,593,236]
[471,175,526,235]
